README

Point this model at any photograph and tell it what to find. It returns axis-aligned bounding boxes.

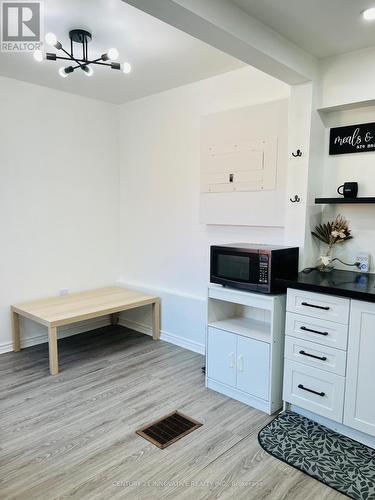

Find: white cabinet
[207,327,236,387]
[344,300,375,437]
[285,289,375,443]
[206,285,285,415]
[207,327,270,402]
[284,289,347,425]
[237,336,270,400]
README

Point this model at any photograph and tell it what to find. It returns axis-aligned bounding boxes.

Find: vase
[318,246,334,273]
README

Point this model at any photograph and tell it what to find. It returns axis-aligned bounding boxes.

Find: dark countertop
[278,269,375,303]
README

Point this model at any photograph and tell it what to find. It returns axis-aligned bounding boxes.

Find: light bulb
[33,49,43,62]
[59,66,69,78]
[363,7,375,20]
[107,48,119,61]
[83,65,94,77]
[45,32,57,46]
[122,62,132,74]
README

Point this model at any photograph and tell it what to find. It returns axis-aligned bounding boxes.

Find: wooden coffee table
[11,287,160,375]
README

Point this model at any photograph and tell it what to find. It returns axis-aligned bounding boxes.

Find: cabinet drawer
[283,360,345,422]
[286,312,348,350]
[285,337,346,376]
[287,289,349,324]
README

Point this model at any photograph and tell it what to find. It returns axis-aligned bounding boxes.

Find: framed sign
[329,122,375,155]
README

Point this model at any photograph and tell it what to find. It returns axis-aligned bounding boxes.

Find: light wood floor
[0,326,345,500]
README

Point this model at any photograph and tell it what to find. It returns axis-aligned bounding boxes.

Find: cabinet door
[207,327,236,387]
[236,336,269,400]
[344,300,375,437]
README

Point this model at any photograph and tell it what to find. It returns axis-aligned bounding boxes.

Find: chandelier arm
[84,56,106,65]
[71,63,83,71]
[54,56,75,61]
[90,61,115,67]
[53,56,115,69]
[53,56,107,65]
[58,45,85,69]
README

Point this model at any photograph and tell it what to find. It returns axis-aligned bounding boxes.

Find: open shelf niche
[207,283,285,344]
[208,300,271,343]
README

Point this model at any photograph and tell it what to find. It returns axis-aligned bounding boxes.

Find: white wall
[0,76,119,352]
[118,66,290,351]
[319,47,375,110]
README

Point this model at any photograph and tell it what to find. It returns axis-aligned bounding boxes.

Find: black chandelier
[33,29,132,78]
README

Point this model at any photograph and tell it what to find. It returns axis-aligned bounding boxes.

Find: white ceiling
[231,0,375,58]
[0,0,243,104]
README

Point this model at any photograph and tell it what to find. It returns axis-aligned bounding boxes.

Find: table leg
[12,310,21,352]
[152,300,160,340]
[48,326,58,375]
[111,313,119,326]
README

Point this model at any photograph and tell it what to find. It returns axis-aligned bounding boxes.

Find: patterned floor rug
[258,411,375,499]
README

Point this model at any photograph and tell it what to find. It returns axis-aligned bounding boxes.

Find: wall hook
[290,195,301,203]
[292,149,302,157]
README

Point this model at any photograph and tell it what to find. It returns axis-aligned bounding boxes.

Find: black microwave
[210,244,299,294]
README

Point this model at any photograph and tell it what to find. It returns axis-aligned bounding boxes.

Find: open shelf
[208,317,271,343]
[317,99,375,115]
[315,197,375,205]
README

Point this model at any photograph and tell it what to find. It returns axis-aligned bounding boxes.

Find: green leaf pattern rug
[258,411,375,499]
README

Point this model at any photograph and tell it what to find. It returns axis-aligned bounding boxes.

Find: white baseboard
[118,317,205,355]
[116,279,206,356]
[0,316,111,354]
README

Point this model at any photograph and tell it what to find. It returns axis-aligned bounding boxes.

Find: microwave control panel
[259,255,269,284]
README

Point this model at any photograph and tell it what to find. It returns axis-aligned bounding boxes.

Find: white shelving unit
[206,284,286,415]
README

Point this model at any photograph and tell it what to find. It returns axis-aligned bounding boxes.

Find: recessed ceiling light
[363,7,375,20]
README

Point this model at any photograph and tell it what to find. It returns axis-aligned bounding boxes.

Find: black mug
[337,182,358,198]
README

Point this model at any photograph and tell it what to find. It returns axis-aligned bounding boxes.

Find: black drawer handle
[300,326,328,336]
[301,301,330,311]
[299,350,327,362]
[298,384,325,397]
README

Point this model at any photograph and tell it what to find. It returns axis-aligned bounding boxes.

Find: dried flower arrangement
[311,214,352,271]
